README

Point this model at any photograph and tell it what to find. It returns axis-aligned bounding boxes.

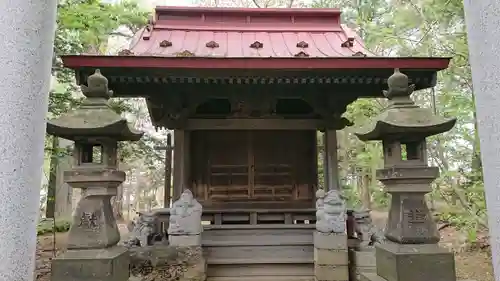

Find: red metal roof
[62,6,450,72]
[128,6,374,58]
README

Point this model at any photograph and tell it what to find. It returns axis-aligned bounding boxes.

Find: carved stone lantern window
[74,140,117,167]
[382,139,427,167]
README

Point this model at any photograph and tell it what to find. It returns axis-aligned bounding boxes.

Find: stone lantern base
[360,242,456,281]
[51,246,129,281]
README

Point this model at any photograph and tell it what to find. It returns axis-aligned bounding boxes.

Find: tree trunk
[112,185,124,221]
[45,136,58,218]
[471,107,483,181]
[112,162,124,221]
[361,173,371,209]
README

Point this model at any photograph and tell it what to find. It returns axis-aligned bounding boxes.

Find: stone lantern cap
[47,69,143,141]
[355,69,456,141]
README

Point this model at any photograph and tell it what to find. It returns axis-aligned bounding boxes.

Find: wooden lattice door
[190,130,316,206]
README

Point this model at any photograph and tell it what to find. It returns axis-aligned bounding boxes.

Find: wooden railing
[148,208,360,242]
[151,208,316,232]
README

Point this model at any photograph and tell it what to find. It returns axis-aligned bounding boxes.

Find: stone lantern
[48,69,143,281]
[355,69,457,281]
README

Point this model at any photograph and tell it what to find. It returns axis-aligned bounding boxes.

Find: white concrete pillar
[0,1,57,281]
[463,1,500,279]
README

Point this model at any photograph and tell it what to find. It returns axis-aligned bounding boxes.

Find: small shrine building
[62,6,450,213]
[56,6,458,281]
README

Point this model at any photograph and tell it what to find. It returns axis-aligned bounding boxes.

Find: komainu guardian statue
[124,213,158,247]
[316,189,346,233]
[354,209,384,247]
[168,189,203,235]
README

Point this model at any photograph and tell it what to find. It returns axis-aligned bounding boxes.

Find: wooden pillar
[322,133,329,190]
[155,133,173,208]
[173,130,191,201]
[164,134,173,207]
[323,130,340,191]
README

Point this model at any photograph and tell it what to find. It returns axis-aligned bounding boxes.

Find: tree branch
[252,0,262,7]
[110,31,133,39]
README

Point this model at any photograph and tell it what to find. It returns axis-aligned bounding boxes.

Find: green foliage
[37,219,71,236]
[44,1,167,218]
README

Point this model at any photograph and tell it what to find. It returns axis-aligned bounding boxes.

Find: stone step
[203,239,312,246]
[203,224,316,230]
[203,224,315,280]
[204,244,314,262]
[208,257,313,264]
[207,263,314,278]
[206,276,315,281]
[203,235,313,245]
[360,273,474,281]
[202,224,314,245]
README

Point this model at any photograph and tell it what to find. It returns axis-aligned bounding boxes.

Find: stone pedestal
[353,249,376,278]
[351,209,377,280]
[314,232,349,281]
[363,243,456,281]
[66,191,122,249]
[52,247,129,281]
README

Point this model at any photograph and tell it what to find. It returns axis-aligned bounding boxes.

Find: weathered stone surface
[316,189,346,233]
[169,234,202,246]
[129,245,206,281]
[314,264,349,281]
[354,69,456,141]
[67,195,121,249]
[375,243,455,281]
[360,273,472,281]
[359,272,390,281]
[314,248,348,265]
[125,213,158,247]
[353,250,377,281]
[46,69,143,141]
[52,246,129,281]
[354,209,384,248]
[168,189,203,235]
[356,267,377,274]
[354,250,376,267]
[314,232,347,250]
[382,181,440,245]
